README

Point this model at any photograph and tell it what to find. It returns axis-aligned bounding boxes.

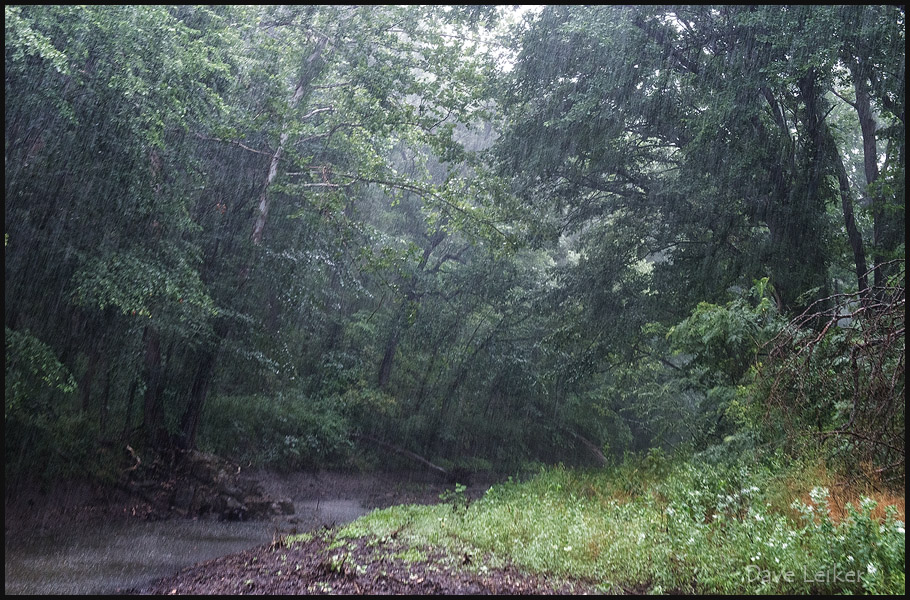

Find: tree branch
[194,133,274,157]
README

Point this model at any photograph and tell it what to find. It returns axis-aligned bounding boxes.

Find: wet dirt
[128,527,602,595]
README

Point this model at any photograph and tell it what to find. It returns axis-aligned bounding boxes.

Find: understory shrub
[198,391,352,470]
[5,327,119,488]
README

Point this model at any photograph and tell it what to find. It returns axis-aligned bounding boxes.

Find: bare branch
[194,133,274,157]
[299,106,335,121]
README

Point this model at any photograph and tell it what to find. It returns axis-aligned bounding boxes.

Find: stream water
[4,498,371,595]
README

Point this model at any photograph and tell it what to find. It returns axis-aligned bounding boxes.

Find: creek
[4,497,370,595]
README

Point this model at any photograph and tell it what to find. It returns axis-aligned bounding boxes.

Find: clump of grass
[284,532,313,546]
[392,547,428,563]
[337,453,905,594]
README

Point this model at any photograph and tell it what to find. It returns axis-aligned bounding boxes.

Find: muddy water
[4,498,371,595]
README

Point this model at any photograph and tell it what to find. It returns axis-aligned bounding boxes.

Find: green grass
[337,451,905,594]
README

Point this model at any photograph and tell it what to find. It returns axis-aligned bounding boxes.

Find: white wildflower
[809,487,828,503]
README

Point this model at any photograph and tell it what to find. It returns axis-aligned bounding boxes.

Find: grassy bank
[330,451,904,594]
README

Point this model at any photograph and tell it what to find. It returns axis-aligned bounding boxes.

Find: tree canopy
[5,5,904,488]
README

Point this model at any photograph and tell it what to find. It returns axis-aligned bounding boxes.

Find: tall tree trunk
[376,228,448,389]
[824,123,870,296]
[182,37,331,450]
[251,36,328,245]
[122,379,138,440]
[413,345,442,413]
[377,327,400,390]
[179,349,218,450]
[426,317,503,455]
[851,63,887,289]
[142,326,166,446]
[80,348,100,413]
[774,68,831,307]
[100,357,111,435]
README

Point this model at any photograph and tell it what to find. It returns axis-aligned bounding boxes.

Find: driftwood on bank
[566,430,609,466]
[354,433,454,481]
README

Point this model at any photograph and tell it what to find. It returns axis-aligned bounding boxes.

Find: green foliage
[439,483,470,515]
[669,279,778,383]
[338,454,905,594]
[790,489,905,594]
[72,250,216,339]
[4,6,70,75]
[4,4,904,500]
[5,327,77,419]
[663,279,784,445]
[197,392,352,471]
[5,328,119,486]
[6,4,510,476]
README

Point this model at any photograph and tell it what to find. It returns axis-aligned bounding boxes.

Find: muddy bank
[4,469,497,595]
[5,468,495,538]
[250,469,494,510]
[131,527,602,595]
[126,470,600,596]
[5,453,493,535]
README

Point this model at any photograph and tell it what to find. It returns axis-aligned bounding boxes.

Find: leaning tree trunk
[251,36,327,245]
[377,228,447,389]
[825,123,870,297]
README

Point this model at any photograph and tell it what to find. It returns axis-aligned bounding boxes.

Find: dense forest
[5,5,904,498]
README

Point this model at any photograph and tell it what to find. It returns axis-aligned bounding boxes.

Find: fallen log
[565,429,608,466]
[354,433,453,481]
